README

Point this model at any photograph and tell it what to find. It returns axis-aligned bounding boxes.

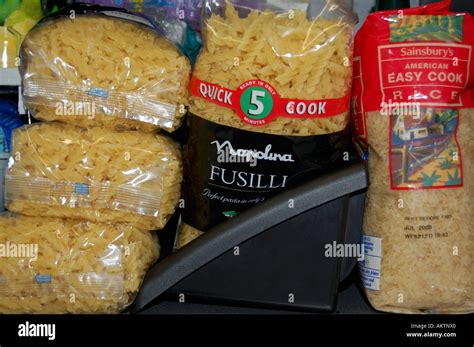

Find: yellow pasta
[0,214,159,314]
[177,2,355,248]
[5,122,182,230]
[190,3,354,136]
[21,15,191,132]
[176,223,204,249]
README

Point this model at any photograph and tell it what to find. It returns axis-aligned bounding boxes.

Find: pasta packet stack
[177,1,356,247]
[20,4,191,133]
[0,213,159,314]
[5,122,183,231]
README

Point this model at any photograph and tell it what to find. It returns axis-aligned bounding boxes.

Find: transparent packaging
[1,0,43,68]
[361,111,473,314]
[190,0,356,136]
[20,10,191,132]
[0,213,159,314]
[175,221,203,250]
[5,122,182,230]
[1,26,19,68]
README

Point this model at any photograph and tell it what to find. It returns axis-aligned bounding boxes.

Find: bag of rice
[177,1,355,247]
[0,213,159,314]
[20,4,191,132]
[352,0,473,313]
[5,122,182,230]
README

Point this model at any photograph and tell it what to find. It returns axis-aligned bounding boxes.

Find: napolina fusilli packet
[177,0,356,247]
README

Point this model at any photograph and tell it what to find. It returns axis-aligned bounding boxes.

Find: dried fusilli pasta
[190,3,353,135]
[21,15,191,132]
[0,214,159,314]
[176,223,204,249]
[5,122,182,230]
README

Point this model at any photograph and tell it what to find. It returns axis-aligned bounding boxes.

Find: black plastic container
[131,160,368,313]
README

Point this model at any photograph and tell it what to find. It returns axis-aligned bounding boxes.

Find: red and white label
[378,43,472,107]
[190,76,350,126]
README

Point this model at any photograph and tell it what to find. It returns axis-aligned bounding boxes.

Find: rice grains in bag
[352,1,473,313]
[177,1,355,247]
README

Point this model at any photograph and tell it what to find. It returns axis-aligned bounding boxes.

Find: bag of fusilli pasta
[20,4,191,132]
[5,122,182,230]
[177,0,356,247]
[0,213,159,314]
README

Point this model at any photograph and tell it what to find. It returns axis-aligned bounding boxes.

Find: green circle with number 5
[240,87,274,120]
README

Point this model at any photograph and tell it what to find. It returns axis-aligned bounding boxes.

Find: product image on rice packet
[5,122,182,230]
[20,4,191,132]
[0,214,159,314]
[352,1,474,314]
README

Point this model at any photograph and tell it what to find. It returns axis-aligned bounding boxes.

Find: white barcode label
[359,234,382,291]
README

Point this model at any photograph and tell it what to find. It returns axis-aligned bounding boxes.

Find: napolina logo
[212,140,295,167]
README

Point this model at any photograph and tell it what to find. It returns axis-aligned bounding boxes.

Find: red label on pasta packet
[189,76,350,126]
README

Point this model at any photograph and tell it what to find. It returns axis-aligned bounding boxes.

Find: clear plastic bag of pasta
[190,0,355,135]
[179,0,356,246]
[5,122,182,230]
[0,213,159,314]
[20,4,191,132]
